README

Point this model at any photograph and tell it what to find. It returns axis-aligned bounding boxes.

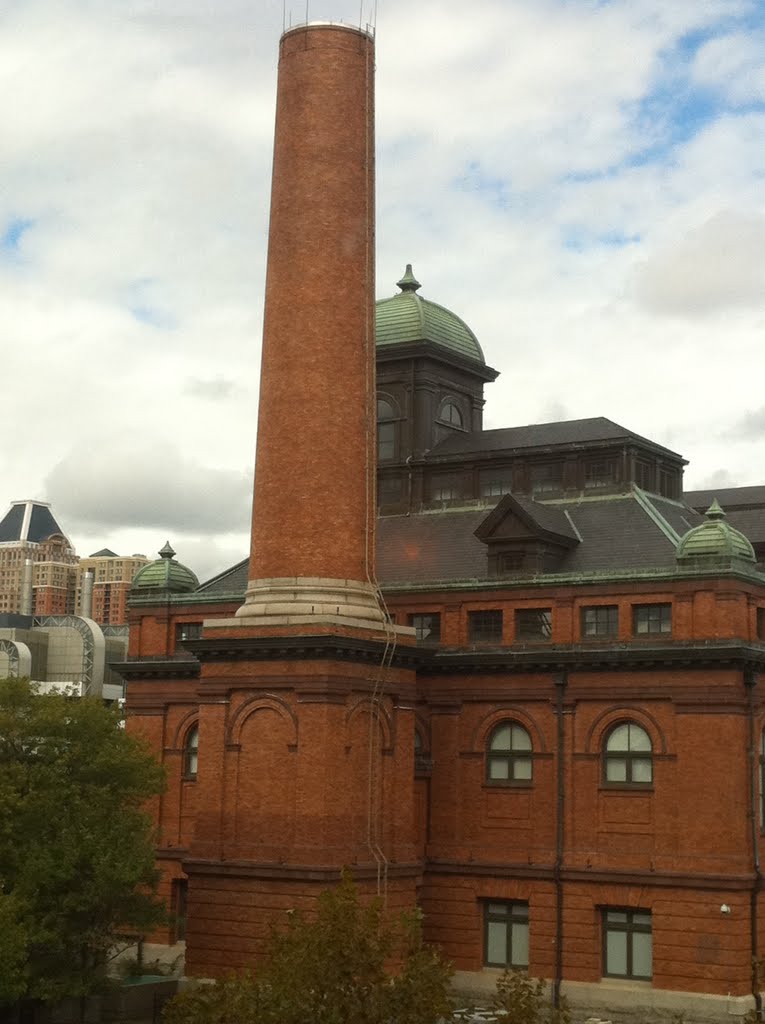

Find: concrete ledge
[451,971,755,1023]
[234,576,391,626]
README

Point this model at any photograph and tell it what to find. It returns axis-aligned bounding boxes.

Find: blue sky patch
[1,217,34,255]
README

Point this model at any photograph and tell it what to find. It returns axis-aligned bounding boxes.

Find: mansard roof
[427,416,685,463]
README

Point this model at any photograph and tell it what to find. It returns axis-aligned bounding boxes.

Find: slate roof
[194,492,751,599]
[0,501,69,545]
[684,486,765,511]
[684,488,765,548]
[197,558,249,597]
[90,548,119,558]
[427,416,684,461]
[376,493,707,586]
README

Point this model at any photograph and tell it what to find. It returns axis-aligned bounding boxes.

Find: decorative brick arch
[468,705,546,754]
[170,709,200,751]
[414,711,431,752]
[227,694,298,749]
[585,705,667,755]
[345,697,393,752]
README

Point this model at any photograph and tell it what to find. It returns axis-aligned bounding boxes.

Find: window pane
[491,725,512,751]
[512,921,529,967]
[628,725,652,752]
[487,921,507,965]
[632,931,652,978]
[606,931,628,975]
[633,913,652,927]
[607,724,630,751]
[511,725,532,751]
[489,758,510,780]
[377,399,394,419]
[631,758,652,783]
[606,758,627,782]
[513,757,532,781]
[488,904,508,916]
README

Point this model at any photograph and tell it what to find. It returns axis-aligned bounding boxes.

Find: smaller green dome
[376,265,486,364]
[131,541,199,594]
[677,500,755,565]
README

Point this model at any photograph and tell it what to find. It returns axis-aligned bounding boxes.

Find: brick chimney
[236,23,383,630]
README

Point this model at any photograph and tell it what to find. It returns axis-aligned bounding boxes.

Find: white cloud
[0,0,763,582]
[632,210,765,314]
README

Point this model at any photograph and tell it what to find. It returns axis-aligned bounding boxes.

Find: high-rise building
[0,500,78,616]
[75,549,150,625]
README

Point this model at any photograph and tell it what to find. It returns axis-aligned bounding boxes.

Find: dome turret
[375,265,486,364]
[130,541,199,594]
[676,500,756,567]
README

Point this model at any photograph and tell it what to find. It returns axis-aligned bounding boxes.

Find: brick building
[0,500,78,616]
[119,19,765,1022]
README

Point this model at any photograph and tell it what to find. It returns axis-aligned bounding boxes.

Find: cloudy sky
[1,0,763,582]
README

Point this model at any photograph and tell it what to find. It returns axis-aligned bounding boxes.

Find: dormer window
[435,400,466,444]
[438,401,463,429]
[377,396,399,462]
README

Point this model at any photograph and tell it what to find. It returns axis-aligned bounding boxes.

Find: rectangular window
[377,422,396,462]
[468,610,503,644]
[634,460,653,491]
[757,608,765,641]
[603,909,652,980]
[479,468,513,498]
[484,901,529,968]
[658,469,679,500]
[171,879,188,943]
[378,475,402,505]
[515,608,552,641]
[409,613,441,644]
[175,622,203,644]
[585,459,617,489]
[581,605,619,638]
[430,474,463,502]
[632,604,671,636]
[530,462,563,493]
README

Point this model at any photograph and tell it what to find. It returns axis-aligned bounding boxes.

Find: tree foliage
[162,872,453,1024]
[490,968,572,1024]
[0,677,166,1006]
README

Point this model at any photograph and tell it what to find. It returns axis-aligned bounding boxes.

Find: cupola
[676,500,756,568]
[130,541,199,594]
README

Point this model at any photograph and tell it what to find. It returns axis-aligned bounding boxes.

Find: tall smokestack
[81,570,94,619]
[20,558,33,616]
[237,22,382,628]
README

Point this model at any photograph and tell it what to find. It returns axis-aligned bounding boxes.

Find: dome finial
[397,264,421,293]
[705,498,726,520]
[159,541,176,560]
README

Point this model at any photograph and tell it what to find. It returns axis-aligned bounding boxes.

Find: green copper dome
[130,541,199,594]
[376,265,486,364]
[676,500,755,565]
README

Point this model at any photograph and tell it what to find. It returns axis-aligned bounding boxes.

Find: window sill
[599,785,653,793]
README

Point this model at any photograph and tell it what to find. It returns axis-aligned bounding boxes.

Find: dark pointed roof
[0,500,71,545]
[89,548,118,558]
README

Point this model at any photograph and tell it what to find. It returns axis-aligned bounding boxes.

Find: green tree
[0,677,166,1008]
[162,872,453,1024]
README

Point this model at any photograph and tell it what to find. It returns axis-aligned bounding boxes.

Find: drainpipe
[747,668,763,1020]
[553,670,567,1008]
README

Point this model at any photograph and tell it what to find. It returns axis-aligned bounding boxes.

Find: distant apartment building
[75,550,150,625]
[0,500,78,616]
[0,500,148,626]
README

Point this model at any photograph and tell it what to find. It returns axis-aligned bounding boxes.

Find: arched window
[603,722,652,786]
[183,724,199,780]
[377,397,398,462]
[438,401,464,428]
[486,722,532,784]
